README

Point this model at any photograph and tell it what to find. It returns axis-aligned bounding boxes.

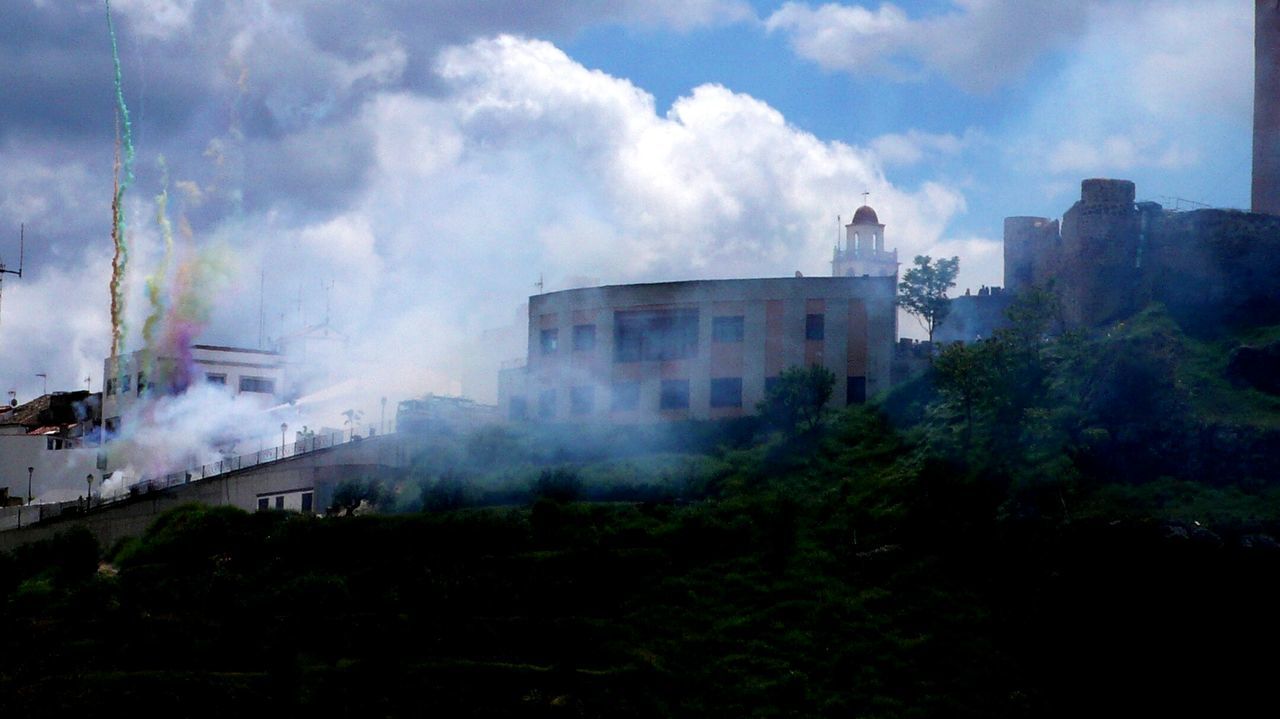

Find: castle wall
[1003,179,1280,332]
[1254,0,1280,215]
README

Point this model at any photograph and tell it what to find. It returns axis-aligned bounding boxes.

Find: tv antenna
[0,224,26,329]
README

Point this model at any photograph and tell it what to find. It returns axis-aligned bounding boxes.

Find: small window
[660,380,690,410]
[275,496,284,510]
[710,378,743,408]
[509,396,528,421]
[258,497,269,511]
[847,376,867,405]
[301,492,313,513]
[206,373,227,385]
[105,378,115,396]
[612,381,640,411]
[137,372,146,396]
[120,373,132,394]
[540,328,559,355]
[570,386,594,415]
[538,389,556,419]
[712,315,745,343]
[47,437,60,450]
[805,313,825,341]
[239,376,275,394]
[572,324,596,352]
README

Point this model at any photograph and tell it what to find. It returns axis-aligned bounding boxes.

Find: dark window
[710,377,743,408]
[847,376,867,405]
[105,378,115,396]
[614,309,699,362]
[105,417,121,433]
[538,389,556,419]
[239,376,275,393]
[765,376,781,395]
[206,373,227,385]
[120,373,132,394]
[712,315,745,343]
[805,313,825,341]
[570,386,594,415]
[509,396,528,421]
[660,380,690,410]
[540,328,559,354]
[137,372,145,396]
[257,497,269,511]
[572,324,596,352]
[275,496,284,510]
[612,381,640,411]
[301,492,313,513]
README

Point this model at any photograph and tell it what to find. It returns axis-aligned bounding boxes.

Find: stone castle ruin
[1002,178,1280,330]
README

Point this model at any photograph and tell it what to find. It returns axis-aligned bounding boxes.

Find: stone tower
[832,204,898,278]
[1255,0,1280,215]
[1003,216,1060,292]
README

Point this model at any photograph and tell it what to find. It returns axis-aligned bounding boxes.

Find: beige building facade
[500,276,896,423]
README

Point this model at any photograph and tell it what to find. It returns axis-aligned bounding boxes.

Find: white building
[0,392,101,505]
[102,344,285,433]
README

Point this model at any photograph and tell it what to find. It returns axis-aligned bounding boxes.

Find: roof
[852,205,879,225]
[0,391,93,428]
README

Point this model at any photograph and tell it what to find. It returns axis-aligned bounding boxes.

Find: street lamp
[26,466,33,504]
[86,474,94,508]
[281,422,288,457]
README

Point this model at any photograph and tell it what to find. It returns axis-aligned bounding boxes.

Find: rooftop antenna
[0,224,26,329]
[534,274,544,294]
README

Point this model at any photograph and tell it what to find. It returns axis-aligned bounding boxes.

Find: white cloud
[766,0,1096,92]
[870,129,969,167]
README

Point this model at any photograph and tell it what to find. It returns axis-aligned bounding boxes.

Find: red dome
[852,205,879,224]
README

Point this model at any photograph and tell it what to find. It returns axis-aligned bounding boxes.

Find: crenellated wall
[1002,179,1280,330]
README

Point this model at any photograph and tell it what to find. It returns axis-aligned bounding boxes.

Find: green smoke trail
[141,157,175,386]
[106,0,135,358]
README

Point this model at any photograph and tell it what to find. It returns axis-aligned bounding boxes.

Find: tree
[757,365,836,436]
[898,255,960,343]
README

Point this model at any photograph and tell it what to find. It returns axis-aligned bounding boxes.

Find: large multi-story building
[499,274,897,423]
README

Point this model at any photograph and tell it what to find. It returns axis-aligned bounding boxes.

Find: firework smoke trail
[106,0,135,358]
[142,157,175,356]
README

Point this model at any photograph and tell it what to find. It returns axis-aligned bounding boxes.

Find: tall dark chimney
[1254,1,1280,215]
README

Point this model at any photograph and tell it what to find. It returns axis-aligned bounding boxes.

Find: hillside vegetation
[2,299,1278,717]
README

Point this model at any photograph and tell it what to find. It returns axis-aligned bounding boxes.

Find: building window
[540,328,559,355]
[712,315,745,343]
[710,378,743,408]
[614,309,699,362]
[509,396,528,421]
[105,378,115,396]
[847,376,866,405]
[275,496,284,510]
[46,437,62,450]
[257,497,269,511]
[239,376,275,394]
[301,492,313,513]
[765,376,780,395]
[538,389,556,419]
[137,372,146,396]
[570,386,594,415]
[572,324,596,352]
[120,373,132,394]
[105,417,121,434]
[805,314,825,341]
[206,373,227,385]
[612,381,640,411]
[660,379,690,410]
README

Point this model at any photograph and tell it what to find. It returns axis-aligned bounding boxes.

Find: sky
[0,0,1257,418]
